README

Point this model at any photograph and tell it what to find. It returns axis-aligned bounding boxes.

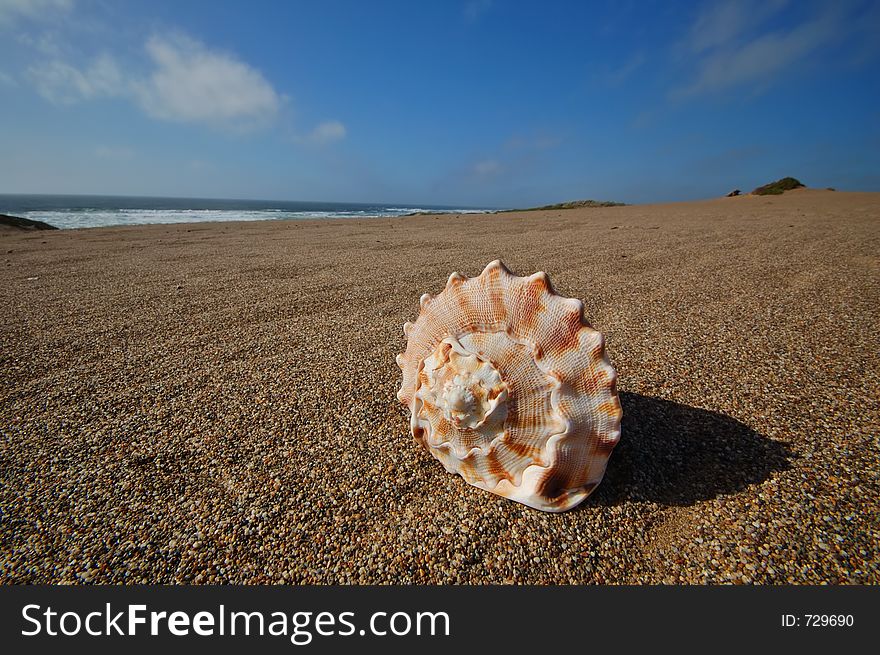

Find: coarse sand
[1,188,878,583]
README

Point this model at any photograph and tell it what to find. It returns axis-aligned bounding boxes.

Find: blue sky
[0,0,878,206]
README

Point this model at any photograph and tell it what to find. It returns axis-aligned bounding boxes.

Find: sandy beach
[1,188,878,584]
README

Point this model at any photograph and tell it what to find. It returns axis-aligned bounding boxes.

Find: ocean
[0,194,495,230]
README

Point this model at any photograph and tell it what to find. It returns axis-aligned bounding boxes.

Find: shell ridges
[397,261,621,512]
[446,271,466,287]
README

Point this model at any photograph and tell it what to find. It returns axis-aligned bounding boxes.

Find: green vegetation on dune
[752,177,805,195]
[504,199,627,212]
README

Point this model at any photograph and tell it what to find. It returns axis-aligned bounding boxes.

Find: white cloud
[306,120,346,144]
[0,69,16,86]
[133,34,282,128]
[26,53,122,103]
[0,0,72,25]
[24,32,284,131]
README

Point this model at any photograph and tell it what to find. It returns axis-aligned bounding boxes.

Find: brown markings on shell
[398,260,622,512]
[594,437,618,455]
[537,472,600,506]
[439,340,453,359]
[484,449,514,483]
[535,468,566,502]
[456,457,478,485]
[448,279,474,326]
[484,264,508,327]
[590,336,606,361]
[517,275,547,335]
[493,341,517,370]
[544,305,585,357]
[412,424,426,443]
[606,368,619,402]
[597,400,619,416]
[529,272,550,294]
[502,391,518,426]
[417,368,430,392]
[502,439,541,461]
[577,359,612,394]
[454,426,485,452]
[447,272,465,288]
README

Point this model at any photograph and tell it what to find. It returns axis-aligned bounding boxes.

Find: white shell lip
[397,261,622,512]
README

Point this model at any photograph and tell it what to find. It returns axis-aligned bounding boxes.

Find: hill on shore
[752,177,805,195]
[506,199,627,212]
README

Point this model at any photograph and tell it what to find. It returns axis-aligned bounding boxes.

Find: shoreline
[3,187,867,232]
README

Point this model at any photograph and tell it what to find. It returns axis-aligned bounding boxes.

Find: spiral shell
[396,260,622,512]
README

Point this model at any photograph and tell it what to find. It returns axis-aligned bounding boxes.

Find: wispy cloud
[94,145,134,160]
[16,31,65,56]
[686,0,789,53]
[464,131,562,184]
[0,0,72,25]
[0,69,16,86]
[472,159,501,177]
[133,34,282,128]
[464,0,492,23]
[673,1,853,98]
[602,52,646,86]
[504,133,562,151]
[305,120,346,145]
[27,53,122,104]
[691,145,766,175]
[437,146,547,205]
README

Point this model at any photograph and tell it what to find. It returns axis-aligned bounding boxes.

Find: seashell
[396,260,622,512]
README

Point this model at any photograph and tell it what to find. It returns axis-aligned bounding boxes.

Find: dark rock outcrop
[0,214,58,230]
